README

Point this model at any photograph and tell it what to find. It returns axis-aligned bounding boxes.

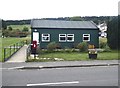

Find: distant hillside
[5,19,31,25]
[2,16,117,29]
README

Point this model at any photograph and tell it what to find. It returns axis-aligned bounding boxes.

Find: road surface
[2,65,118,86]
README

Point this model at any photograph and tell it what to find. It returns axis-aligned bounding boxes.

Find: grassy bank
[0,37,31,62]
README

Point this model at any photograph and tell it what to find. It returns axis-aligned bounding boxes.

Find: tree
[8,26,13,31]
[22,26,29,32]
[107,17,118,49]
[118,15,120,50]
[2,20,7,29]
[70,16,83,21]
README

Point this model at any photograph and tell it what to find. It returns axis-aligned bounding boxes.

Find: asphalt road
[2,66,118,86]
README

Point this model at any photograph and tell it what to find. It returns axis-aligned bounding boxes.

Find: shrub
[47,42,57,52]
[18,32,28,37]
[8,26,13,31]
[77,42,88,52]
[22,26,29,32]
[73,43,78,49]
[56,43,61,49]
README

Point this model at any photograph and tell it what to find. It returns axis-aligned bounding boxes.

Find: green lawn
[40,52,88,61]
[0,37,31,62]
[2,37,30,48]
[97,51,119,60]
[27,50,119,62]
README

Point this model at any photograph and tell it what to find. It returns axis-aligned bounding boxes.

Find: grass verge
[27,50,118,62]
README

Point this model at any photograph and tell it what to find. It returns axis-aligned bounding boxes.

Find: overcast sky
[0,0,119,20]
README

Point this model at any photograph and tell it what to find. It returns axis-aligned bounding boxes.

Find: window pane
[60,34,66,36]
[83,34,90,41]
[43,34,49,36]
[43,37,49,40]
[67,34,74,42]
[84,34,89,36]
[60,37,66,40]
[67,34,73,36]
[42,33,50,42]
[84,37,89,40]
[67,37,73,40]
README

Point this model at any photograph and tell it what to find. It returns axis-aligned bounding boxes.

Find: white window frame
[42,33,50,42]
[83,34,90,41]
[59,34,66,42]
[67,34,74,42]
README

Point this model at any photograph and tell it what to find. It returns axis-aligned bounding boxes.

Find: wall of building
[31,28,99,48]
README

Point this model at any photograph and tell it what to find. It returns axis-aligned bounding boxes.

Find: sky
[0,0,119,20]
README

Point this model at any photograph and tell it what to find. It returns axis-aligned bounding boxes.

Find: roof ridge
[90,21,98,28]
[31,19,98,29]
[32,19,92,22]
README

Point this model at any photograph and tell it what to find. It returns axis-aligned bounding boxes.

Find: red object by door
[32,41,37,49]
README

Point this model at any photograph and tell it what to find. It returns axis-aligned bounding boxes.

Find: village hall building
[31,19,99,49]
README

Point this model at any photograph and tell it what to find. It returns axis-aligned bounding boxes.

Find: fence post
[17,43,19,49]
[21,41,22,47]
[14,44,16,52]
[26,47,28,61]
[4,48,6,62]
[10,46,11,56]
[16,43,18,50]
[23,41,24,46]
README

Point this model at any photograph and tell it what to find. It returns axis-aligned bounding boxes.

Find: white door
[33,32,39,44]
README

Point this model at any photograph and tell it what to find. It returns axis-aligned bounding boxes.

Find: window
[67,34,74,42]
[59,34,66,42]
[83,34,90,41]
[42,33,50,42]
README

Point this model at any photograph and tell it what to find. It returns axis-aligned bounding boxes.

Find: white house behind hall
[98,22,107,38]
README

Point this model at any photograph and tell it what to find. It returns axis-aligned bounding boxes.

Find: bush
[2,28,29,37]
[18,32,28,37]
[22,26,29,32]
[8,26,13,31]
[56,43,61,49]
[73,43,78,49]
[47,42,57,52]
[77,42,88,52]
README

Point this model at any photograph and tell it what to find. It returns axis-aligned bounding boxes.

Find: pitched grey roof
[31,19,98,29]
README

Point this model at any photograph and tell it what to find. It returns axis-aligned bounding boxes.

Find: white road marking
[27,81,79,86]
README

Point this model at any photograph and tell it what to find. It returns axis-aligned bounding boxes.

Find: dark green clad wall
[31,28,99,49]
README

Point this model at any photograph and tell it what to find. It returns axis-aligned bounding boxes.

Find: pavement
[2,60,119,70]
[6,45,28,63]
